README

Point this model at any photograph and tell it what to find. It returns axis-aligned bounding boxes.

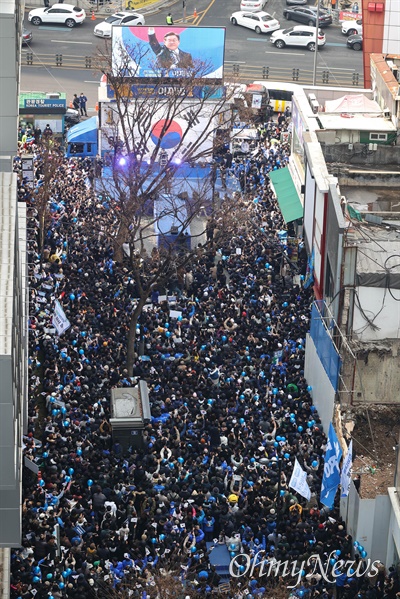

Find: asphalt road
[21,0,363,109]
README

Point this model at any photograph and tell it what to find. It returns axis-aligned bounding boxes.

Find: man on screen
[147,28,194,71]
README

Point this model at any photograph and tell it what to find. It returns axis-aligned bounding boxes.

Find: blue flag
[320,423,343,509]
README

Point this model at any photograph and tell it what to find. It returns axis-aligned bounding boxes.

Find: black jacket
[148,33,194,70]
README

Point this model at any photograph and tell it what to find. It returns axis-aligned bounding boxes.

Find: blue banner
[320,423,342,509]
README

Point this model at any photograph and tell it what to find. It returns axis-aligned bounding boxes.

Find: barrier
[20,52,364,87]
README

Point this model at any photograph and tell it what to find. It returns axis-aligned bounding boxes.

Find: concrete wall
[304,332,335,435]
[0,172,26,548]
[0,0,20,172]
[352,342,400,404]
[340,480,390,564]
[321,143,400,169]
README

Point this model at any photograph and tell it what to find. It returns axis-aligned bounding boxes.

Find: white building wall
[383,0,400,56]
[353,286,400,341]
[304,332,335,435]
[340,482,391,564]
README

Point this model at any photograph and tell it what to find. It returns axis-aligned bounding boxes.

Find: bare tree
[32,140,65,269]
[93,41,254,374]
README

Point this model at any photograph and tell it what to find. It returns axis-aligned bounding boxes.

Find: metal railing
[21,51,364,87]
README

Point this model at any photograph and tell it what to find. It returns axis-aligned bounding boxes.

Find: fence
[21,51,363,87]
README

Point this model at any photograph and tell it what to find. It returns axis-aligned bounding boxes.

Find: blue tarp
[67,117,98,145]
[309,300,341,391]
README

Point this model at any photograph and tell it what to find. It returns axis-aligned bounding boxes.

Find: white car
[270,25,326,51]
[28,4,86,27]
[94,11,145,38]
[230,11,280,34]
[341,19,362,36]
[240,0,267,13]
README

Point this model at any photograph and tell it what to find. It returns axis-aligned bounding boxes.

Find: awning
[269,167,303,223]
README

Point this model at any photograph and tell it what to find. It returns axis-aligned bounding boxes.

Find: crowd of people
[10,112,397,599]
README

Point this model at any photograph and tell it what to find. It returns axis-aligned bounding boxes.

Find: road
[21,0,363,110]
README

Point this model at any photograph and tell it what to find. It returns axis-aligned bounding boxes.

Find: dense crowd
[10,115,397,599]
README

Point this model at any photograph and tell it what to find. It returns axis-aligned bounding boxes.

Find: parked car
[230,10,280,34]
[22,28,33,44]
[93,11,145,38]
[270,25,326,51]
[282,6,332,27]
[28,4,86,27]
[346,33,362,50]
[341,19,362,36]
[65,108,81,126]
[286,0,307,4]
[240,0,267,12]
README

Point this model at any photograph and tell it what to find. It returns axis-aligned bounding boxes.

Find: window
[369,132,387,141]
[269,90,293,102]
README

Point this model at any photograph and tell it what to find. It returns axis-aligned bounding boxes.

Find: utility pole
[183,0,187,22]
[312,0,321,85]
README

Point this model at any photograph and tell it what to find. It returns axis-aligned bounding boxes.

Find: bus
[252,81,303,112]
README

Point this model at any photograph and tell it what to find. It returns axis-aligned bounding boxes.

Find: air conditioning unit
[46,92,61,99]
[308,93,320,114]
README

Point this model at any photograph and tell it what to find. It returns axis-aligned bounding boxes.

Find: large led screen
[112,26,225,80]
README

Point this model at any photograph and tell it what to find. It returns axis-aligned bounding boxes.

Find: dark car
[283,6,332,27]
[22,28,32,44]
[65,108,80,126]
[346,33,362,50]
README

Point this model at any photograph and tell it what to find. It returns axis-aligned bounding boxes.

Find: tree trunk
[39,212,45,270]
[114,221,129,264]
[126,295,148,375]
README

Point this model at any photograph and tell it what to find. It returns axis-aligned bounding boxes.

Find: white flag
[52,300,71,336]
[340,440,353,497]
[289,458,311,501]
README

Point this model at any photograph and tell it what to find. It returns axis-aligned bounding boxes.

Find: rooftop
[317,113,396,132]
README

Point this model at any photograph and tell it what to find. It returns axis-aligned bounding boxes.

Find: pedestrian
[34,126,41,144]
[166,12,173,24]
[43,124,53,137]
[72,93,80,110]
[79,92,88,117]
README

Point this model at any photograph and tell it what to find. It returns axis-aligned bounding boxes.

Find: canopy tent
[324,94,382,114]
[66,116,98,144]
